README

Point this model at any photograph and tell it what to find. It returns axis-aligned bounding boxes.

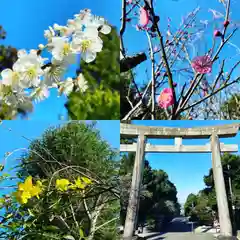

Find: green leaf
[63,235,75,240]
[79,228,85,238]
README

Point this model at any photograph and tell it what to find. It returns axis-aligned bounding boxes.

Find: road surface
[139,217,217,239]
[159,232,215,240]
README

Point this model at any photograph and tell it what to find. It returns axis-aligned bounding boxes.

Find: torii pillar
[123,134,146,240]
[211,134,232,237]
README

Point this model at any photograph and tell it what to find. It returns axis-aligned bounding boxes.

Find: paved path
[159,232,216,240]
[138,217,217,239]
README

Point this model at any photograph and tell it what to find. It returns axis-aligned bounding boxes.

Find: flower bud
[53,23,60,30]
[139,7,150,28]
[38,44,45,50]
[224,20,230,27]
[214,30,222,37]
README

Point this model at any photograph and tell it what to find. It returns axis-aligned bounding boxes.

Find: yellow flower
[20,191,32,204]
[56,178,70,192]
[70,177,85,190]
[14,189,31,204]
[36,180,43,188]
[30,185,42,199]
[69,177,92,190]
[81,176,92,185]
[14,176,44,204]
[18,176,33,192]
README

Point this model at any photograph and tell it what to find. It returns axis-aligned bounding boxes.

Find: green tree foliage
[184,192,214,225]
[66,27,120,120]
[184,193,198,217]
[221,94,240,120]
[184,153,240,227]
[120,153,180,230]
[1,121,120,240]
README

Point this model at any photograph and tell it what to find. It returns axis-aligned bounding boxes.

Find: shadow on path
[162,217,194,233]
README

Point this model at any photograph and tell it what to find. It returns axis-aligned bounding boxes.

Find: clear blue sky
[0,0,121,120]
[0,120,120,197]
[131,120,240,204]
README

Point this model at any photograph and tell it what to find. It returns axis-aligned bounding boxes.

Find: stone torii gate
[120,123,240,240]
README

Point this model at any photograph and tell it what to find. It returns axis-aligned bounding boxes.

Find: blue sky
[131,120,240,204]
[0,0,121,120]
[0,120,120,197]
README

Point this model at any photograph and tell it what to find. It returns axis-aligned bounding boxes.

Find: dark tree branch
[120,52,147,73]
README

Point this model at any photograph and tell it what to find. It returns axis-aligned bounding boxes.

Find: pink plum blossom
[191,55,212,74]
[139,7,150,27]
[158,88,174,109]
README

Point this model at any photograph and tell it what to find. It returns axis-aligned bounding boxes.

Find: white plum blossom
[71,28,103,63]
[75,73,88,92]
[50,37,76,64]
[30,84,49,102]
[73,9,111,35]
[4,90,29,106]
[73,9,92,27]
[87,16,111,35]
[13,49,46,88]
[42,62,65,87]
[53,24,73,37]
[0,9,111,117]
[58,77,74,96]
[44,26,55,41]
[1,69,21,91]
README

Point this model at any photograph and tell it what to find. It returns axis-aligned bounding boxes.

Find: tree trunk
[88,198,105,240]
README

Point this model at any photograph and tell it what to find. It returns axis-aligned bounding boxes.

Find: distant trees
[184,153,240,229]
[221,94,240,120]
[120,153,180,231]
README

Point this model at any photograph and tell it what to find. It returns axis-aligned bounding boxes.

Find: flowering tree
[120,0,240,120]
[0,122,120,240]
[0,9,119,120]
[0,26,29,119]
